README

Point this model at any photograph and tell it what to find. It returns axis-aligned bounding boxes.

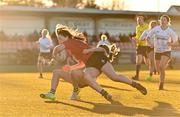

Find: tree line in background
[0,0,79,7]
[0,0,126,10]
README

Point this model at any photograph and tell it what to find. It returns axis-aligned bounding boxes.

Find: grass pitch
[0,65,180,117]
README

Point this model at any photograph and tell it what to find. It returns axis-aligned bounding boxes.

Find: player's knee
[39,59,44,64]
[149,61,153,66]
[37,62,40,65]
[159,65,162,70]
[159,65,165,71]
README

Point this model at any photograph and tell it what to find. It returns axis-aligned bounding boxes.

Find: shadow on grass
[162,89,180,92]
[135,78,180,85]
[61,82,133,92]
[45,100,180,116]
[42,79,133,92]
[42,78,180,92]
[100,84,132,91]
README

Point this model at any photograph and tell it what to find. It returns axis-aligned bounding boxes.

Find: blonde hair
[159,15,171,25]
[101,34,107,40]
[55,24,68,37]
[55,24,86,42]
[149,20,157,29]
[41,29,51,40]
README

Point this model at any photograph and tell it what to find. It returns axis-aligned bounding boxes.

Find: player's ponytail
[56,24,87,42]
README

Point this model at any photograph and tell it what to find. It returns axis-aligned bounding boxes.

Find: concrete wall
[171,17,180,36]
[49,17,95,35]
[0,13,179,37]
[0,15,137,36]
[0,15,44,35]
[96,18,136,35]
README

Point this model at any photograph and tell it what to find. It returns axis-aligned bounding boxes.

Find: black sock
[100,89,108,97]
[50,89,56,94]
[153,69,156,74]
[150,73,153,77]
[131,81,136,87]
[136,65,141,78]
[73,87,79,93]
[100,89,112,100]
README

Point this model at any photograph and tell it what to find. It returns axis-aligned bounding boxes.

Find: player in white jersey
[97,34,111,47]
[140,20,158,81]
[37,29,53,78]
[97,34,120,62]
[147,15,178,90]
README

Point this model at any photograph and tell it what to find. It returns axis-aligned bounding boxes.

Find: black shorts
[99,45,110,54]
[86,52,109,72]
[155,51,171,60]
[146,46,154,54]
[136,46,148,57]
[39,52,51,59]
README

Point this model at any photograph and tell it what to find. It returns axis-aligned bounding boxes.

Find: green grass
[0,63,180,72]
[0,65,180,117]
[0,65,57,73]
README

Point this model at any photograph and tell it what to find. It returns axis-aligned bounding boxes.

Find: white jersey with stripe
[140,29,154,46]
[39,37,53,53]
[148,26,178,53]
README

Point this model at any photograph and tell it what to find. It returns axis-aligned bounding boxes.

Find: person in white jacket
[147,15,178,90]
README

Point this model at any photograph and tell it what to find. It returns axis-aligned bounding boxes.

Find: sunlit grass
[0,68,180,116]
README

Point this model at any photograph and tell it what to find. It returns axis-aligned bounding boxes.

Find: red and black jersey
[63,39,93,63]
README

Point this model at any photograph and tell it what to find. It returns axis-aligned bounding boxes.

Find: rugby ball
[55,49,67,62]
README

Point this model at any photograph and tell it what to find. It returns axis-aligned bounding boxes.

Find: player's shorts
[39,52,51,59]
[155,51,171,60]
[136,46,148,57]
[86,52,109,72]
[146,46,154,54]
[98,45,110,53]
